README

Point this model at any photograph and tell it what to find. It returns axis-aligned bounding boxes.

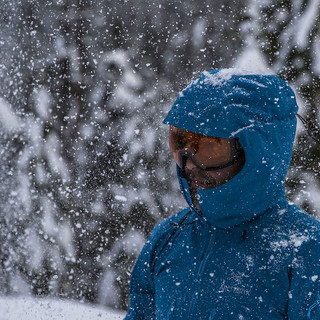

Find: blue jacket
[125,69,320,319]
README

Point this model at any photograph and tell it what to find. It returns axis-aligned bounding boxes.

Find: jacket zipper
[307,296,320,319]
[209,309,217,320]
[188,228,215,318]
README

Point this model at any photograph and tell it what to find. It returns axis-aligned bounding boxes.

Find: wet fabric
[125,69,320,319]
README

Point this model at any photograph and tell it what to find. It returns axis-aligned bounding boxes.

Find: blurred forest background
[0,0,320,311]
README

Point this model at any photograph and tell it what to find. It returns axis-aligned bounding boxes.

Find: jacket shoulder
[281,205,320,319]
[134,207,193,273]
[284,203,320,238]
[147,207,192,243]
[270,203,320,256]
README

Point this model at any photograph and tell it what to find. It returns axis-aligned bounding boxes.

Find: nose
[185,157,197,170]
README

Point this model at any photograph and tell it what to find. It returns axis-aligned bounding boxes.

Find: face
[183,153,245,189]
[169,126,245,210]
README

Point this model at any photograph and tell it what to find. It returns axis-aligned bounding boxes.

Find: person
[124,69,320,319]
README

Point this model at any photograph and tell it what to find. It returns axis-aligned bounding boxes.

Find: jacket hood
[163,69,298,228]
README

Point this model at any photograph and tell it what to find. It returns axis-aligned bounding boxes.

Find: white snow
[192,18,206,48]
[230,124,255,137]
[202,67,275,90]
[270,233,309,252]
[233,33,273,75]
[295,0,320,49]
[0,296,125,320]
[289,234,309,248]
[44,132,71,182]
[25,229,44,271]
[114,195,128,202]
[0,98,20,131]
[33,88,51,120]
[312,37,320,75]
[202,69,255,87]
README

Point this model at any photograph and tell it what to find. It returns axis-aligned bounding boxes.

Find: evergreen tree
[238,0,320,217]
[1,0,318,312]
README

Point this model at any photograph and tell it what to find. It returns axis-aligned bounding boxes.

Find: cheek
[206,164,241,182]
[206,168,230,179]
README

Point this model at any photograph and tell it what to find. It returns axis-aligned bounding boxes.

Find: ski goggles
[169,126,243,171]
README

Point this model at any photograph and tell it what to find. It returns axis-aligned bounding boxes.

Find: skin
[169,126,246,212]
[184,148,245,212]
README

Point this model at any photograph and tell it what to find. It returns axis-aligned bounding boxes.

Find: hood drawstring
[152,209,194,265]
[177,166,208,223]
[169,210,194,228]
[154,210,195,267]
[161,168,208,258]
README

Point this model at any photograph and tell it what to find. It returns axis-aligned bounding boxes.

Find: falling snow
[0,0,319,315]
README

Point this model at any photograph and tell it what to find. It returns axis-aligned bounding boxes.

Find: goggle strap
[178,138,243,172]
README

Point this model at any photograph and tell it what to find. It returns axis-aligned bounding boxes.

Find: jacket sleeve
[124,236,156,320]
[124,215,175,320]
[287,238,320,319]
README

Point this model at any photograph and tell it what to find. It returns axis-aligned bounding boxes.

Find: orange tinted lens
[169,126,231,167]
[194,136,231,167]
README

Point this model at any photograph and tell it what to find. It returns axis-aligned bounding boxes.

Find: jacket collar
[177,164,288,229]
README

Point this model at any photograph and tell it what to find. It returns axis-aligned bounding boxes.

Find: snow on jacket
[124,69,320,319]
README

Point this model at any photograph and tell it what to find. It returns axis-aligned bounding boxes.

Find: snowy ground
[0,296,125,320]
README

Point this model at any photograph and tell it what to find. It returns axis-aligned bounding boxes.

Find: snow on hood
[163,69,298,228]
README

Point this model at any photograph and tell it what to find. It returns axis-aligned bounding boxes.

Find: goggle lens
[169,126,242,171]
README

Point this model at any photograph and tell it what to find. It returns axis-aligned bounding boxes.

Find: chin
[189,179,216,190]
